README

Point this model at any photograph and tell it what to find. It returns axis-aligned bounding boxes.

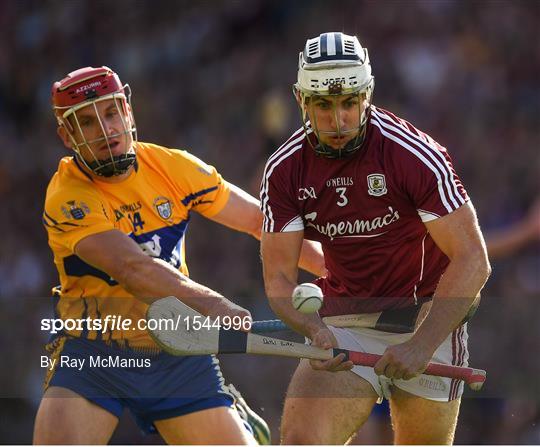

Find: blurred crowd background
[0,0,538,444]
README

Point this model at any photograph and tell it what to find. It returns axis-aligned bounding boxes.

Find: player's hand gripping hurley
[147,297,486,390]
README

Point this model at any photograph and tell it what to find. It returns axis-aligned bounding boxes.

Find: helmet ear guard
[294,32,374,158]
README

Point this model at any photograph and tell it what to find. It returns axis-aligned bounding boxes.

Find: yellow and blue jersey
[42,142,230,347]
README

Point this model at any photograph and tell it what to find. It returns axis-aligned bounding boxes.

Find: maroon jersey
[261,106,469,316]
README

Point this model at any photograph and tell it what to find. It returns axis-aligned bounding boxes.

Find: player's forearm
[298,240,326,277]
[411,251,491,353]
[264,272,326,339]
[118,256,228,315]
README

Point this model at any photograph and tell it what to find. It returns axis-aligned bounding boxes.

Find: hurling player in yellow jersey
[34,66,325,444]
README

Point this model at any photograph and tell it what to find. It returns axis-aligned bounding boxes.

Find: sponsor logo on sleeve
[61,201,90,220]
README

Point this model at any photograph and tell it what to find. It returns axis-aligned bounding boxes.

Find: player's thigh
[33,386,119,444]
[390,386,461,445]
[154,406,257,445]
[281,359,379,445]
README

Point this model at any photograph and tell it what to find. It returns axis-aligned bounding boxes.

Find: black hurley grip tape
[333,348,350,361]
[375,305,420,333]
[218,329,248,353]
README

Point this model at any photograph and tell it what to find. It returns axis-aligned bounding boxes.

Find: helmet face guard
[294,32,374,158]
[52,66,138,177]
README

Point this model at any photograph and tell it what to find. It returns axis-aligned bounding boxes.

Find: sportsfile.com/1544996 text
[40,315,252,334]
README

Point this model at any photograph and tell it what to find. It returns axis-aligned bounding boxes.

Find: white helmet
[294,32,374,158]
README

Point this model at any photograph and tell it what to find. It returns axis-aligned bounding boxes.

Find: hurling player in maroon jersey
[260,32,491,444]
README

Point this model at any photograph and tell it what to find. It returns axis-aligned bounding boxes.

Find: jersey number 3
[336,187,348,207]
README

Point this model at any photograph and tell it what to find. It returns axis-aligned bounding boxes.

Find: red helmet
[51,66,137,177]
[52,66,126,119]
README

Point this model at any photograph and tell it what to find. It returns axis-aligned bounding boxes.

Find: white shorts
[328,324,469,402]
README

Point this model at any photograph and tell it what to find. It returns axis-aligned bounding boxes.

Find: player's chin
[324,135,356,150]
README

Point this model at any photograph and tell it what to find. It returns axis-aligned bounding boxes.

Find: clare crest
[154,196,173,220]
[367,174,387,197]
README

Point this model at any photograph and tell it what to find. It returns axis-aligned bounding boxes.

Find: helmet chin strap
[82,151,137,177]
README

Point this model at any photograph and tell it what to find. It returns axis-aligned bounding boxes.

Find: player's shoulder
[369,106,443,151]
[263,126,309,177]
[368,106,449,165]
[367,106,462,193]
[46,157,95,199]
[45,157,103,212]
[137,141,215,174]
[136,141,185,164]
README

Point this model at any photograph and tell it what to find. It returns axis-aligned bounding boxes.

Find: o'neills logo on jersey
[326,176,354,187]
[304,206,400,240]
